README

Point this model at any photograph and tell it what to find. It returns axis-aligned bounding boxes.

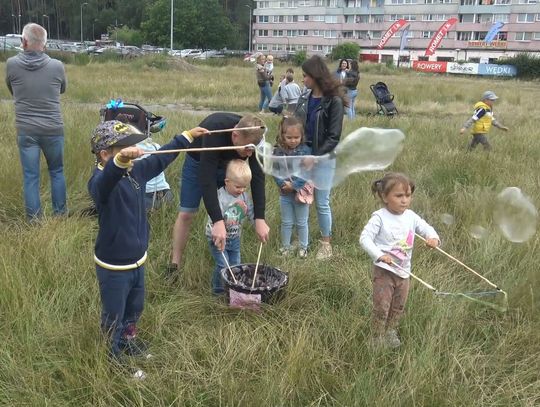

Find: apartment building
[252,0,540,63]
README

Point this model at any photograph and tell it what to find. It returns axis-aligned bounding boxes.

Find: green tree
[142,0,238,49]
[331,42,361,61]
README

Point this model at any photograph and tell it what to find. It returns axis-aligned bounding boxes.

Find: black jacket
[294,89,344,156]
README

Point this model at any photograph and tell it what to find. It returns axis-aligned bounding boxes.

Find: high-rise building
[252,0,540,63]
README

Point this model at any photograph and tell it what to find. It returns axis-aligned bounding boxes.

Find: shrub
[330,42,360,61]
[496,53,540,79]
[293,50,307,66]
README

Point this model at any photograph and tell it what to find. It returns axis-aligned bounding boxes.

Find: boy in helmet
[88,120,207,366]
[460,90,509,151]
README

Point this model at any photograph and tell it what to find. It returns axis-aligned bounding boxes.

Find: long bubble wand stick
[251,242,264,290]
[145,144,256,155]
[414,234,502,291]
[221,252,238,284]
[206,126,266,134]
[391,262,438,292]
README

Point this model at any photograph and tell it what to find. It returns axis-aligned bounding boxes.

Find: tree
[331,42,361,61]
[142,0,238,49]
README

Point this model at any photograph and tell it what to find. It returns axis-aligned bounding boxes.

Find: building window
[258,16,269,23]
[493,0,510,4]
[273,30,284,37]
[390,14,417,21]
[422,30,434,38]
[258,30,269,37]
[324,30,337,38]
[298,15,310,21]
[356,30,369,39]
[460,0,475,5]
[371,15,384,22]
[273,16,285,23]
[272,44,285,51]
[515,32,533,40]
[342,31,354,38]
[313,15,325,21]
[256,44,268,51]
[518,0,537,3]
[258,1,270,8]
[533,32,540,39]
[325,15,338,23]
[297,0,311,5]
[313,30,323,36]
[517,14,535,23]
[314,0,325,5]
[457,31,473,40]
[425,0,453,3]
[312,45,323,51]
[493,14,509,23]
[423,14,448,21]
[298,30,309,36]
[286,30,298,36]
[371,31,382,39]
[391,0,417,3]
[459,14,474,23]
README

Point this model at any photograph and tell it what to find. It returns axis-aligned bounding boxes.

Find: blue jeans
[280,193,309,250]
[17,134,67,219]
[347,89,358,119]
[96,264,145,358]
[313,159,335,238]
[179,154,225,212]
[208,237,241,294]
[258,83,272,111]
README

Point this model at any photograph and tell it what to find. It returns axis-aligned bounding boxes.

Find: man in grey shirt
[5,23,67,220]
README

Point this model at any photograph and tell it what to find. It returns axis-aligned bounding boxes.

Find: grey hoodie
[5,51,67,136]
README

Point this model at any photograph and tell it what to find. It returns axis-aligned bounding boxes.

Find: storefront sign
[412,61,447,73]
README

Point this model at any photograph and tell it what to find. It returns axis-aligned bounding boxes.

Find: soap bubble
[255,127,405,189]
[493,187,537,243]
[469,225,488,240]
[440,213,455,225]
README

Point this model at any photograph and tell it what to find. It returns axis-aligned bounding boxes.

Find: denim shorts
[179,154,225,212]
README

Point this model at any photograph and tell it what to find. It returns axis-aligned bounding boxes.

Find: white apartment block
[252,0,540,64]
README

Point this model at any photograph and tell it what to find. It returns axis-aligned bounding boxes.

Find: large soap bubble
[469,225,488,240]
[255,127,405,189]
[493,187,537,243]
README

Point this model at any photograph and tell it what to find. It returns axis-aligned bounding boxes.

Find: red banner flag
[424,17,457,56]
[377,19,407,50]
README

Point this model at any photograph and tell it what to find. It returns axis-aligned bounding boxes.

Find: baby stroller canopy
[370,82,398,116]
[100,100,167,136]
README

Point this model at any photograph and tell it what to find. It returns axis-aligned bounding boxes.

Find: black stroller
[369,82,398,116]
[99,99,167,136]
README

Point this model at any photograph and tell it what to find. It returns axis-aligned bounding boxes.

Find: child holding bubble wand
[272,116,313,258]
[360,173,440,349]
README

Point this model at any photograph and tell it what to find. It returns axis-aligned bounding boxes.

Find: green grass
[0,60,539,406]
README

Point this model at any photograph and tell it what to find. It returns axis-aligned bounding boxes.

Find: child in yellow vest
[460,90,509,151]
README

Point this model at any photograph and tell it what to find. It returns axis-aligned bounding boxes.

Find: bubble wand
[144,144,256,155]
[251,242,264,290]
[221,252,238,284]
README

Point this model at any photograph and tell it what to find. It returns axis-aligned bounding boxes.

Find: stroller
[369,82,398,116]
[99,99,167,136]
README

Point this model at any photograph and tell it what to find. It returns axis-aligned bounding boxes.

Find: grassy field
[0,58,539,406]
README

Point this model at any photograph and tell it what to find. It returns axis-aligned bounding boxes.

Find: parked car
[181,49,202,58]
[193,50,225,59]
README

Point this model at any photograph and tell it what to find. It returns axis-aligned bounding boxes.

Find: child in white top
[265,54,275,87]
[360,173,440,348]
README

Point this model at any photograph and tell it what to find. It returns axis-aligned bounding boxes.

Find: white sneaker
[315,241,333,260]
[298,248,308,259]
[278,247,291,257]
[385,329,401,348]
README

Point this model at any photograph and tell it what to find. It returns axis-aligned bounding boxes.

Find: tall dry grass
[0,58,539,406]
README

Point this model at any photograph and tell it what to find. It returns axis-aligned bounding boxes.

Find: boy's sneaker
[298,248,308,259]
[279,247,291,257]
[315,241,333,260]
[369,335,386,349]
[385,329,401,348]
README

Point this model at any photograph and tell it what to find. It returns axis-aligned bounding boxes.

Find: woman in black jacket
[294,55,345,260]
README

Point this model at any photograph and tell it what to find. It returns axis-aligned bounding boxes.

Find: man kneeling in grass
[88,120,207,370]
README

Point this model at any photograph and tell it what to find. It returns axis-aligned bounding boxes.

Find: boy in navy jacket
[88,120,206,364]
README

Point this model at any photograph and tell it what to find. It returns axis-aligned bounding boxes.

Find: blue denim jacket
[272,144,312,192]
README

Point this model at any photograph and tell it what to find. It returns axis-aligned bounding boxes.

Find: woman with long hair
[344,60,360,119]
[294,55,345,259]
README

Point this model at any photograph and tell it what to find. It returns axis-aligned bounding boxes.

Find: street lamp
[43,15,50,38]
[92,19,98,40]
[170,0,174,52]
[80,2,88,43]
[244,4,252,53]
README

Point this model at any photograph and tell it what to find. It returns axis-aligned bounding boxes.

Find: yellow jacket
[471,101,493,134]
